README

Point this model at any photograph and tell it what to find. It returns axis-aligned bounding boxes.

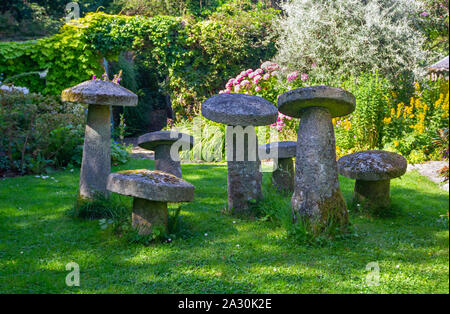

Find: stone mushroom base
[353,179,390,212]
[227,160,262,216]
[291,107,348,232]
[272,158,294,194]
[132,198,168,235]
[154,145,182,178]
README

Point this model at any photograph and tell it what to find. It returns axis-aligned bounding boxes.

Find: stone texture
[79,104,111,199]
[137,131,194,150]
[154,144,182,178]
[278,86,356,118]
[61,80,138,106]
[108,169,194,235]
[353,179,391,212]
[138,131,193,178]
[132,198,168,235]
[338,150,407,181]
[259,141,296,160]
[338,150,407,212]
[202,93,278,126]
[202,93,277,215]
[272,157,294,194]
[259,141,296,193]
[107,169,195,202]
[62,80,138,200]
[290,106,349,231]
[226,127,262,215]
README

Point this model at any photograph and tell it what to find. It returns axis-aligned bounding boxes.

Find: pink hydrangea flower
[287,71,299,81]
[255,86,261,92]
[249,72,256,79]
[420,11,429,17]
[246,69,253,75]
[253,75,262,84]
[301,73,309,81]
[240,80,250,86]
[263,73,270,80]
[255,68,263,75]
[234,85,241,92]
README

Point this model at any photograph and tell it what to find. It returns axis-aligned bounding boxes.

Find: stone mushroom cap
[107,169,194,202]
[338,150,407,181]
[278,86,356,118]
[61,80,138,106]
[137,131,194,151]
[202,93,278,126]
[259,141,297,159]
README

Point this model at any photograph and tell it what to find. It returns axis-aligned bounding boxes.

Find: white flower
[236,244,240,247]
[204,233,208,237]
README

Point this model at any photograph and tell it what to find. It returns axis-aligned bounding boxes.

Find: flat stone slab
[278,86,355,118]
[202,93,277,126]
[338,150,407,181]
[259,141,297,159]
[137,131,194,151]
[61,80,138,106]
[107,169,194,202]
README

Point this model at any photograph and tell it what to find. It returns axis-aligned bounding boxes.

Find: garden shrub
[0,9,278,123]
[0,89,86,175]
[273,0,429,82]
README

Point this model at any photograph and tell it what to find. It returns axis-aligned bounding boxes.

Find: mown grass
[0,159,448,293]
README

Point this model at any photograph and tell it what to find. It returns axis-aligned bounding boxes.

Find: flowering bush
[273,0,428,81]
[219,61,311,140]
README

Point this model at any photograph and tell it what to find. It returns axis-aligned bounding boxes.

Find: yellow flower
[394,140,399,147]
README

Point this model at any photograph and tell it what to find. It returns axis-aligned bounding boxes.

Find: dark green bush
[0,89,85,175]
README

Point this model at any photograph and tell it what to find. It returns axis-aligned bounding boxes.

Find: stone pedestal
[154,144,182,178]
[291,107,348,231]
[272,158,294,193]
[132,197,168,235]
[79,104,111,199]
[226,127,262,215]
[354,179,390,211]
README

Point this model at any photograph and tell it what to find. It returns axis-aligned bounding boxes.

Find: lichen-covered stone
[227,160,262,215]
[291,107,348,231]
[137,131,194,151]
[79,104,111,199]
[259,141,296,160]
[338,150,407,181]
[154,144,182,178]
[202,93,278,126]
[61,80,138,106]
[138,131,193,178]
[353,179,391,212]
[107,169,194,202]
[278,86,355,118]
[272,157,294,194]
[132,198,168,235]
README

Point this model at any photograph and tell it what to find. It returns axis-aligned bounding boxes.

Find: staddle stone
[107,169,194,235]
[278,86,356,233]
[138,131,194,178]
[259,141,297,193]
[62,80,138,200]
[202,93,277,215]
[338,150,407,212]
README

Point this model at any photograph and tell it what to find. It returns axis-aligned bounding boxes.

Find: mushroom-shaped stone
[259,141,296,193]
[107,169,194,235]
[202,93,277,215]
[278,86,356,232]
[62,80,138,199]
[137,131,194,178]
[338,150,407,212]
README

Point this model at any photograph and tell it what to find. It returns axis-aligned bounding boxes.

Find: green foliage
[0,89,85,175]
[274,0,428,81]
[70,193,129,220]
[1,10,277,123]
[110,140,132,165]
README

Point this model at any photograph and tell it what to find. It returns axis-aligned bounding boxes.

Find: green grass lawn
[0,159,448,293]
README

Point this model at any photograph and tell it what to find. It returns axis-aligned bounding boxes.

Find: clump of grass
[68,193,129,220]
[259,178,357,246]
